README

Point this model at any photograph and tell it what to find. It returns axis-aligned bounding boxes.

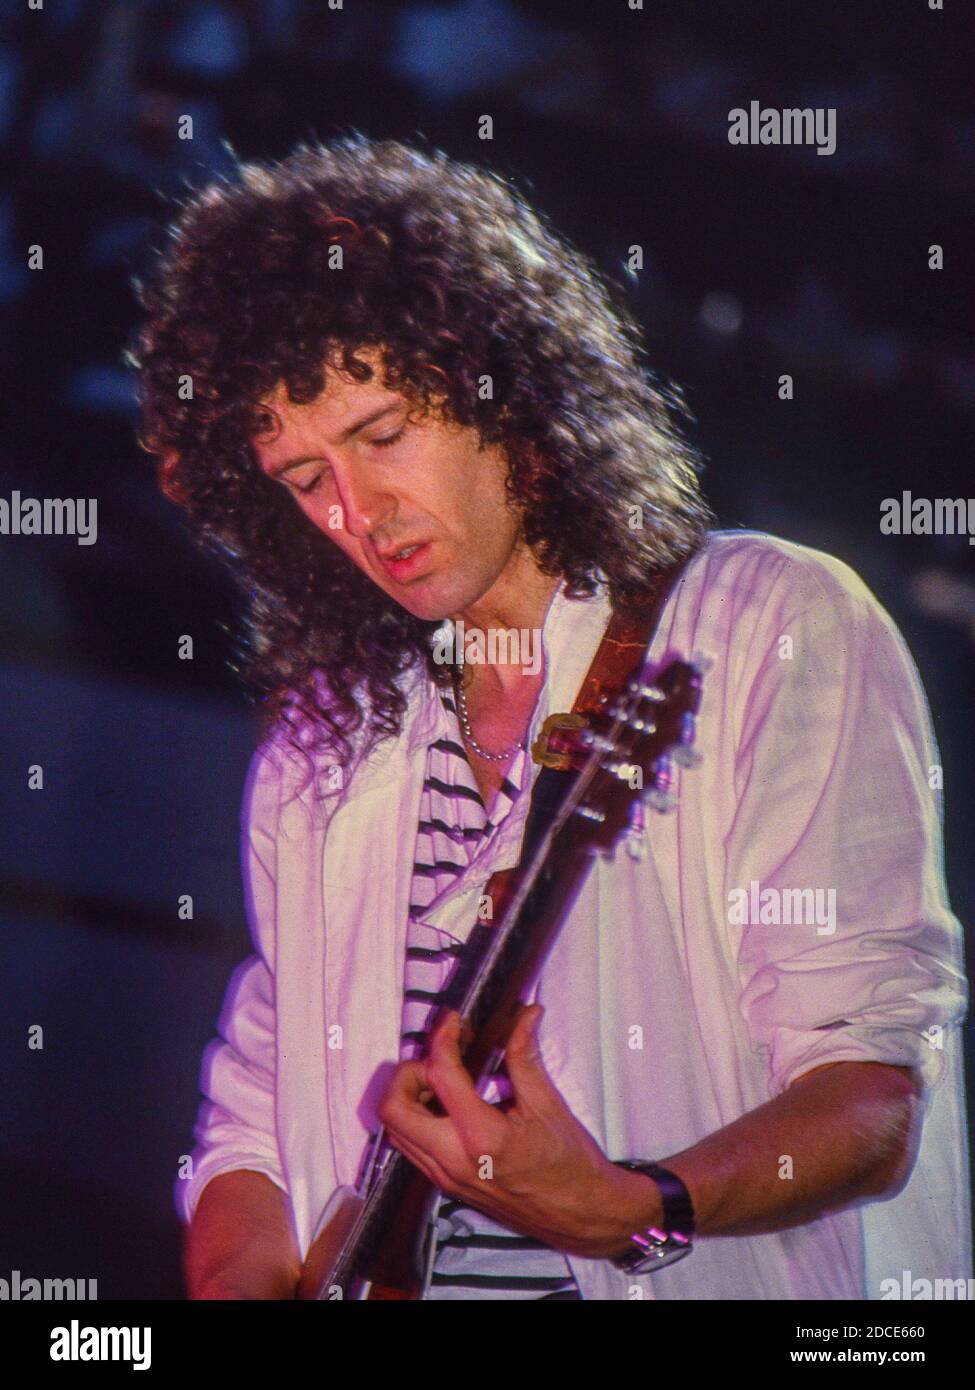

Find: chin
[376,582,447,623]
[376,566,489,624]
[401,596,457,623]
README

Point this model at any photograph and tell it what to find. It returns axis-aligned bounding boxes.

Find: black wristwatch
[610,1160,695,1274]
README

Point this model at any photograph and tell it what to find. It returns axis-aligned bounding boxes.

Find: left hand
[377,1004,661,1259]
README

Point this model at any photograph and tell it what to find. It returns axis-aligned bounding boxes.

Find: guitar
[297,650,706,1300]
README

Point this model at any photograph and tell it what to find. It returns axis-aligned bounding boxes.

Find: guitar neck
[443,830,593,1085]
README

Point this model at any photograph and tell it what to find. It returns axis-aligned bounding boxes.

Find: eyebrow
[263,403,402,478]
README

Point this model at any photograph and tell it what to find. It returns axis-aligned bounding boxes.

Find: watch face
[614,1229,693,1275]
[623,1243,693,1275]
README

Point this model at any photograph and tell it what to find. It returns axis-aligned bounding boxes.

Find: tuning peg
[669,709,702,768]
[607,761,642,783]
[652,753,673,790]
[624,800,647,859]
[644,753,677,813]
[671,745,703,769]
[626,677,665,701]
[626,716,656,733]
[645,788,678,813]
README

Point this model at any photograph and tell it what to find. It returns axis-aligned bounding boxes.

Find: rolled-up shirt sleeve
[174,738,288,1225]
[724,552,968,1099]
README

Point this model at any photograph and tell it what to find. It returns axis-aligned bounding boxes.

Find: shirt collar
[406,570,614,757]
[324,572,614,813]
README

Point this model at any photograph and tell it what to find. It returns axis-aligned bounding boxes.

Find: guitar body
[298,1167,440,1300]
[362,1167,439,1299]
[296,1186,364,1300]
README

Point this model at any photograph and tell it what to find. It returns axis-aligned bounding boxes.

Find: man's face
[253,349,525,622]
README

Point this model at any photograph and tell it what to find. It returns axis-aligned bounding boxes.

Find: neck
[450,548,561,698]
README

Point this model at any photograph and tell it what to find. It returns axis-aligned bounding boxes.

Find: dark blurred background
[0,0,971,1299]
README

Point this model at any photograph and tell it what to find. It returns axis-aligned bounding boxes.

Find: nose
[332,459,395,541]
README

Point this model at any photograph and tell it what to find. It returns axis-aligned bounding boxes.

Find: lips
[375,540,432,580]
[378,541,424,561]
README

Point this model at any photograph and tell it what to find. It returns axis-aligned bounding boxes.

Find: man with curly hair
[131,134,970,1301]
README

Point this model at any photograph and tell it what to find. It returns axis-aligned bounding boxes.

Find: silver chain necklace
[453,665,526,762]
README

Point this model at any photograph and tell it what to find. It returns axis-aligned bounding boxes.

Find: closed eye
[292,474,327,495]
[286,426,405,494]
[372,427,405,450]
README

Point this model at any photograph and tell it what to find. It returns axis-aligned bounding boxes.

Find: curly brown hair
[128,132,715,781]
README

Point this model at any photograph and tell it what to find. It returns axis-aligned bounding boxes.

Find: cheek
[447,453,512,525]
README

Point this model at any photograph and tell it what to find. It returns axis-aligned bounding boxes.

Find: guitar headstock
[549,657,706,856]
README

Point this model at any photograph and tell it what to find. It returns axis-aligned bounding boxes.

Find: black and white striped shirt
[401,689,582,1300]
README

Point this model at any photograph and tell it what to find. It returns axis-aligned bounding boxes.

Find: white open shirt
[176,529,971,1299]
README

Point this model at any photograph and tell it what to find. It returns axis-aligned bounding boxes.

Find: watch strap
[614,1159,696,1238]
